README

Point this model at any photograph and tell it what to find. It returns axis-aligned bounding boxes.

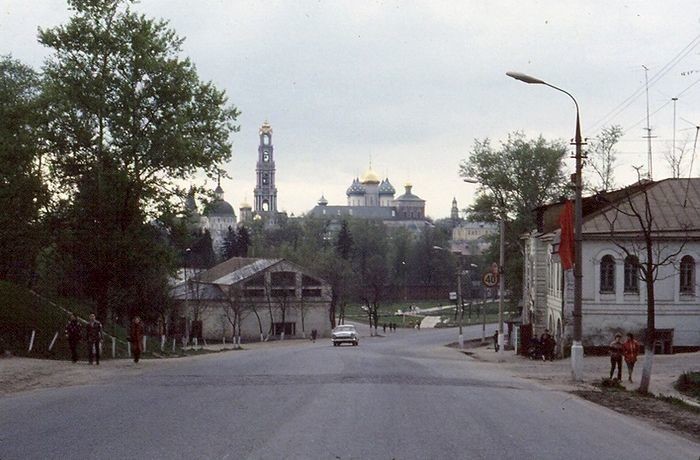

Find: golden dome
[360,167,380,184]
[259,120,272,135]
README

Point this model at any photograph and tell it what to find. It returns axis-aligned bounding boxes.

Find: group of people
[383,323,398,332]
[64,313,145,364]
[521,329,557,360]
[64,313,104,365]
[609,332,641,382]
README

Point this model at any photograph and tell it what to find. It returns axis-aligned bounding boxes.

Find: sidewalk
[463,341,700,403]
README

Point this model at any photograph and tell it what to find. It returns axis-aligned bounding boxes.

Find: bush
[675,371,700,399]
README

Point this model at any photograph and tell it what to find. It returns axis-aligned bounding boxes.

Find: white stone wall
[191,301,332,341]
[524,234,700,347]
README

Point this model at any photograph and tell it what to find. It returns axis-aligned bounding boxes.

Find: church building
[309,165,432,234]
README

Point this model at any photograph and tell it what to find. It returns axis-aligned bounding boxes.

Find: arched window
[624,255,639,293]
[600,255,615,293]
[680,255,695,294]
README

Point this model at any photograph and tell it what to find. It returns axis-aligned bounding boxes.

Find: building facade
[522,179,700,351]
[172,257,332,341]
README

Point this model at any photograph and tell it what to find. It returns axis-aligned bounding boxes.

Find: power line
[587,34,700,135]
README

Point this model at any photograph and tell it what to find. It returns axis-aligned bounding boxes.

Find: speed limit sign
[482,272,498,287]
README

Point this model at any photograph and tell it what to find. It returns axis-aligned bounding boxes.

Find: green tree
[335,220,353,260]
[222,226,238,259]
[459,132,568,305]
[38,0,239,320]
[236,226,251,257]
[0,56,48,285]
[348,220,389,334]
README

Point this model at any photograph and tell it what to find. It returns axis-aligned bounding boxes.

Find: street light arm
[506,71,580,119]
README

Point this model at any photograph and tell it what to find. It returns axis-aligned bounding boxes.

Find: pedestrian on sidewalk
[622,333,641,382]
[129,316,144,363]
[64,313,81,363]
[609,332,624,380]
[540,329,555,361]
[311,329,317,343]
[382,323,387,333]
[493,330,499,352]
[85,313,103,365]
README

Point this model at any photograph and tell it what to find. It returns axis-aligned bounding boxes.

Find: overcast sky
[2,1,700,218]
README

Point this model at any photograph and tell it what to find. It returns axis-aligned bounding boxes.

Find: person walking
[85,313,103,365]
[540,329,555,361]
[622,333,641,382]
[311,329,317,343]
[64,313,81,363]
[493,330,499,352]
[609,332,624,380]
[130,316,144,363]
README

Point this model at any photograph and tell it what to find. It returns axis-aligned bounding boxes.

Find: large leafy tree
[459,132,568,305]
[0,56,48,285]
[38,0,239,320]
[0,57,46,284]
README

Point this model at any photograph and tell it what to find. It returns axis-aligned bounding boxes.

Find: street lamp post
[497,218,505,354]
[463,177,506,354]
[433,246,466,348]
[506,71,584,381]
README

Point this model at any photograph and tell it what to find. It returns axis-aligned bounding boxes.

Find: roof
[309,205,396,219]
[170,282,225,301]
[378,178,396,195]
[346,178,366,196]
[535,178,700,238]
[207,199,235,216]
[360,167,380,184]
[395,190,424,202]
[197,257,280,283]
[583,178,700,236]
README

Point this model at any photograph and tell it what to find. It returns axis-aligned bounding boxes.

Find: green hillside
[0,281,137,360]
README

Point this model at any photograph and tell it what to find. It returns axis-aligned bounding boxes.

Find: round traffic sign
[482,272,498,287]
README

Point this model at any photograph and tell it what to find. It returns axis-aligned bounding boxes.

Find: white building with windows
[523,178,700,351]
[171,257,332,341]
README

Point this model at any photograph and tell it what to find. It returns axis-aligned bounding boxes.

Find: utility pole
[497,219,505,354]
[643,65,654,180]
[456,260,464,349]
[672,97,678,177]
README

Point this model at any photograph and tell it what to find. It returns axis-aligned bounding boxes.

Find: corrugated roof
[583,178,700,235]
[197,257,280,283]
[212,258,280,285]
[170,282,225,301]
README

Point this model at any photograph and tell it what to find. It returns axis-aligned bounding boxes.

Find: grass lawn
[340,299,511,328]
[0,280,210,361]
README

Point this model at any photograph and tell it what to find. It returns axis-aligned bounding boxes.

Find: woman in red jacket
[622,333,641,382]
[130,316,144,363]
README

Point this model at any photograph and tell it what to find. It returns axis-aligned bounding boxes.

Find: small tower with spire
[451,197,460,222]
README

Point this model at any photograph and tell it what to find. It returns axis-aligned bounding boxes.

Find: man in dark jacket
[85,313,103,365]
[129,316,144,363]
[64,313,81,363]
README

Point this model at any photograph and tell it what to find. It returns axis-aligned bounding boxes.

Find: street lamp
[433,245,467,349]
[506,71,584,381]
[461,177,505,354]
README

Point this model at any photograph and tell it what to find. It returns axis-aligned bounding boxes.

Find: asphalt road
[1,324,698,460]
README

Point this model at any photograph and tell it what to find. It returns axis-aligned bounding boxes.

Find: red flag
[559,200,575,270]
